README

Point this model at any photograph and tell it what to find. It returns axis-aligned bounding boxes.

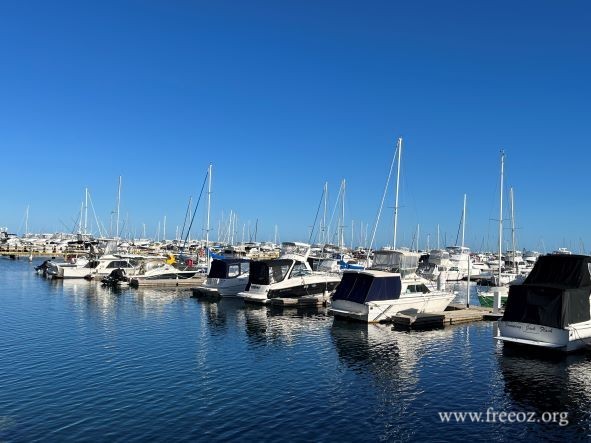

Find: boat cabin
[208,258,250,279]
[332,271,402,303]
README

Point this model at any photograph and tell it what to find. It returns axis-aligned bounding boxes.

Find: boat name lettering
[525,325,538,333]
[506,323,522,330]
[540,326,553,333]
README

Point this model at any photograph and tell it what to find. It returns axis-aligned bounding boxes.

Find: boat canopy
[503,254,591,328]
[249,259,293,285]
[208,258,250,279]
[371,250,419,275]
[332,272,401,304]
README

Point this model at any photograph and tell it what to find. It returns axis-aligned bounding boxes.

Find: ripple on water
[2,259,591,441]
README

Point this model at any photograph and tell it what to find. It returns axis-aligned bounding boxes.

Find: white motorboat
[192,258,250,297]
[237,242,341,304]
[496,254,591,352]
[329,269,455,323]
[329,249,455,322]
[128,258,205,286]
[46,254,144,279]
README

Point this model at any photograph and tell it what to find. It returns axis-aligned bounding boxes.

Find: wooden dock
[269,295,329,307]
[129,276,206,288]
[392,304,502,330]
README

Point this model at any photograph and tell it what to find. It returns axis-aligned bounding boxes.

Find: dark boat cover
[502,254,591,328]
[332,272,402,304]
[248,259,292,285]
[208,258,250,279]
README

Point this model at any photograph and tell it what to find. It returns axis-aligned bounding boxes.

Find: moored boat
[496,254,591,352]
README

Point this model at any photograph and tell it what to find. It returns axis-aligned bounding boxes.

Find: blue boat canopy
[332,272,402,303]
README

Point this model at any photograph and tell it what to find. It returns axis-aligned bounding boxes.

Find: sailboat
[478,152,526,307]
[329,138,455,323]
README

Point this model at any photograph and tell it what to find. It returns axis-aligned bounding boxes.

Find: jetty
[129,276,206,288]
[392,303,503,330]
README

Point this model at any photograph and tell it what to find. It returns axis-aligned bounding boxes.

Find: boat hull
[496,320,591,352]
[330,293,455,323]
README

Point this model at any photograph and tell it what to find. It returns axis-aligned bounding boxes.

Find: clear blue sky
[1,1,590,252]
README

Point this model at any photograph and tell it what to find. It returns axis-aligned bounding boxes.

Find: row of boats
[30,237,591,353]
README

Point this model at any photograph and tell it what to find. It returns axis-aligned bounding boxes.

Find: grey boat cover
[502,254,591,328]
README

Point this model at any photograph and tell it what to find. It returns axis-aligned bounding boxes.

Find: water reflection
[240,304,330,347]
[499,346,591,436]
[193,297,246,336]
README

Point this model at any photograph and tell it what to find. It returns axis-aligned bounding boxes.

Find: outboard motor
[102,268,128,286]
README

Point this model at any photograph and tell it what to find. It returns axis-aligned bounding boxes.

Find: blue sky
[1,1,590,252]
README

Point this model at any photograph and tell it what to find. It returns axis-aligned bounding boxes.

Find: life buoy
[185,258,194,267]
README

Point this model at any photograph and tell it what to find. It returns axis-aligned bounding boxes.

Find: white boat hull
[194,277,249,297]
[496,320,591,352]
[330,293,455,323]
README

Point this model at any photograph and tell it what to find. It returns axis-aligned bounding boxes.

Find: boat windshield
[249,259,292,285]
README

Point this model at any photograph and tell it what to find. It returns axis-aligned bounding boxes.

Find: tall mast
[116,176,122,239]
[510,187,516,273]
[84,188,88,235]
[393,137,402,250]
[340,179,346,249]
[498,150,505,282]
[461,193,466,249]
[323,182,328,244]
[206,163,212,264]
[437,224,440,250]
[78,201,83,234]
[163,215,166,242]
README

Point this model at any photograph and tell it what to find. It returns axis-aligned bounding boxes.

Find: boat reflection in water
[499,344,591,439]
[242,303,330,347]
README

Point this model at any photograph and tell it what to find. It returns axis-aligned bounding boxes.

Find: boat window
[406,284,430,294]
[290,262,310,278]
[249,260,291,285]
[240,262,250,274]
[228,264,240,278]
[270,263,291,283]
[85,260,100,269]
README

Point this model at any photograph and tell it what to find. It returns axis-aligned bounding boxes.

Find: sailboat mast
[393,137,402,250]
[116,176,122,239]
[461,194,466,249]
[437,224,440,250]
[510,187,516,273]
[206,163,212,264]
[323,182,328,244]
[340,179,346,249]
[84,188,88,235]
[498,151,505,282]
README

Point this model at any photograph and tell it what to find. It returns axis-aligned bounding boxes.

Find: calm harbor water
[1,258,590,442]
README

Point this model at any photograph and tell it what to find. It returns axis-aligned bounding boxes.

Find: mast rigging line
[308,187,325,245]
[182,168,209,252]
[367,140,400,260]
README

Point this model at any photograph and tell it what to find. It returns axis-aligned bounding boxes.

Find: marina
[2,2,590,441]
[1,257,590,442]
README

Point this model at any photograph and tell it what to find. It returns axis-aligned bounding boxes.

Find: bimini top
[503,254,591,328]
[331,270,402,304]
[370,249,420,275]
